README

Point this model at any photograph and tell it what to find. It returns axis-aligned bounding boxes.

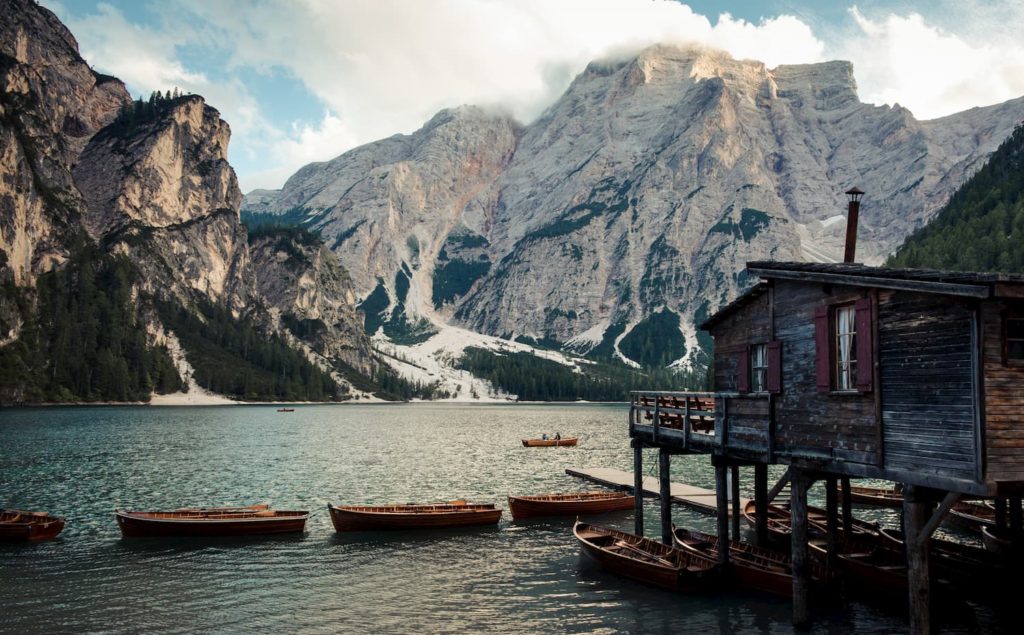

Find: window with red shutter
[814,305,830,393]
[854,297,874,392]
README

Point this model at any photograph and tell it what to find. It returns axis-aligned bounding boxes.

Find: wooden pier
[565,467,749,514]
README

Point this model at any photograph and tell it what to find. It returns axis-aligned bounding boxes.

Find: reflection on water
[0,404,1013,633]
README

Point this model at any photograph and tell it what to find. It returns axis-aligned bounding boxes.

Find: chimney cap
[845,187,864,201]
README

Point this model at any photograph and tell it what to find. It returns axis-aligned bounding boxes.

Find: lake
[0,404,1012,633]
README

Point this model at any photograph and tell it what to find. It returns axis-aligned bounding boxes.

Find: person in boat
[542,433,548,440]
[554,432,561,441]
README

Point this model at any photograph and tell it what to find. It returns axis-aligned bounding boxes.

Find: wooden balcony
[629,391,772,461]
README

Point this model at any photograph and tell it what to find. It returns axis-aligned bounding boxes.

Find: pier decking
[565,467,749,514]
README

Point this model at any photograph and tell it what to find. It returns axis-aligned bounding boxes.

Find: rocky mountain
[0,0,372,402]
[245,45,1024,368]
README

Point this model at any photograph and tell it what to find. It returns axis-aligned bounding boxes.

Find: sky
[43,0,1024,193]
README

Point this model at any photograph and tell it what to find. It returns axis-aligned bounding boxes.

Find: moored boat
[742,500,879,549]
[946,500,995,532]
[980,525,1022,558]
[672,525,824,597]
[277,408,295,412]
[522,437,577,447]
[837,483,903,508]
[328,502,502,531]
[115,506,309,537]
[574,520,718,591]
[508,491,634,520]
[0,509,66,542]
[808,534,906,591]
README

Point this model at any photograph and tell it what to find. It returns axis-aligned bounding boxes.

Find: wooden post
[730,465,741,541]
[826,476,839,572]
[841,476,853,537]
[790,470,810,627]
[903,486,931,635]
[632,439,644,536]
[715,461,730,565]
[1011,495,1022,535]
[659,448,672,545]
[754,463,768,547]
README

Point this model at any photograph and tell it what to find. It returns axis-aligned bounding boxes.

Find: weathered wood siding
[712,291,770,392]
[982,300,1024,483]
[772,281,878,465]
[721,395,770,455]
[879,291,977,481]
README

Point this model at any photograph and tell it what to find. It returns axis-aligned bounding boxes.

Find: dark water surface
[0,404,1013,633]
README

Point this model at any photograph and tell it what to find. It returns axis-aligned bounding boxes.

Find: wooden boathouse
[629,257,1024,632]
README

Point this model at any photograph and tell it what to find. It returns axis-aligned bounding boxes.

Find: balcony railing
[629,390,772,458]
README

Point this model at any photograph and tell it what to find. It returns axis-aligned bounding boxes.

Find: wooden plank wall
[879,291,976,481]
[722,396,770,452]
[772,281,878,465]
[712,292,770,392]
[982,300,1024,482]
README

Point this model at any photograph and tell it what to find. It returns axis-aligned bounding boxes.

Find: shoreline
[1,399,629,408]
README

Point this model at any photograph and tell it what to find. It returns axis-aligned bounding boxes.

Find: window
[750,343,768,392]
[815,298,873,394]
[1008,316,1024,363]
[835,305,857,391]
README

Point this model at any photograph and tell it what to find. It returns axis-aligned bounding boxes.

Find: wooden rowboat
[328,502,502,531]
[879,526,1001,585]
[946,500,995,532]
[508,491,634,520]
[808,534,906,591]
[277,408,295,412]
[574,520,718,591]
[837,483,903,508]
[0,509,66,542]
[981,526,1021,558]
[742,500,879,550]
[522,437,577,447]
[116,506,309,537]
[672,525,825,597]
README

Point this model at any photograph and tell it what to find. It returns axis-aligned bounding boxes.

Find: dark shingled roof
[747,261,1024,285]
[700,261,1024,333]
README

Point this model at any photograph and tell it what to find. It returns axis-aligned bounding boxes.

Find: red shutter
[767,340,782,393]
[855,297,874,392]
[737,346,750,393]
[815,305,830,393]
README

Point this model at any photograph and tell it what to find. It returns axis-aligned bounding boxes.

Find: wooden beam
[767,467,791,503]
[841,476,853,536]
[916,491,960,544]
[826,476,839,571]
[790,470,810,627]
[659,448,672,545]
[904,486,932,635]
[632,439,644,536]
[754,463,768,547]
[715,464,730,566]
[731,465,741,541]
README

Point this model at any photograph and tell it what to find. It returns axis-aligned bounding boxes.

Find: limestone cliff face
[74,96,251,310]
[249,231,373,375]
[245,44,1024,365]
[0,0,129,286]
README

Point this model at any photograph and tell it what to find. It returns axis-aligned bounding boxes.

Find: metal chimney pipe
[843,187,864,263]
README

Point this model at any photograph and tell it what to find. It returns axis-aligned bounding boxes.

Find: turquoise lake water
[0,403,1013,633]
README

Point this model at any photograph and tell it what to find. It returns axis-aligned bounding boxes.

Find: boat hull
[522,438,577,447]
[328,504,502,531]
[575,521,717,592]
[0,511,65,542]
[115,511,308,537]
[839,485,903,508]
[508,493,634,520]
[672,526,799,597]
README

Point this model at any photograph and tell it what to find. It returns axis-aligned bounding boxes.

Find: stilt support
[632,439,644,536]
[659,448,672,545]
[790,470,810,627]
[841,476,853,537]
[904,486,932,635]
[826,476,839,572]
[715,461,730,565]
[731,464,741,541]
[754,463,768,547]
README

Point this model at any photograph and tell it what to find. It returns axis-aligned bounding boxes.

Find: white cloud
[46,1,1024,190]
[836,5,1024,119]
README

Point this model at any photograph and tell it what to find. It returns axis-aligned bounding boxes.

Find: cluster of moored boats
[575,490,1019,599]
[1,490,636,541]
